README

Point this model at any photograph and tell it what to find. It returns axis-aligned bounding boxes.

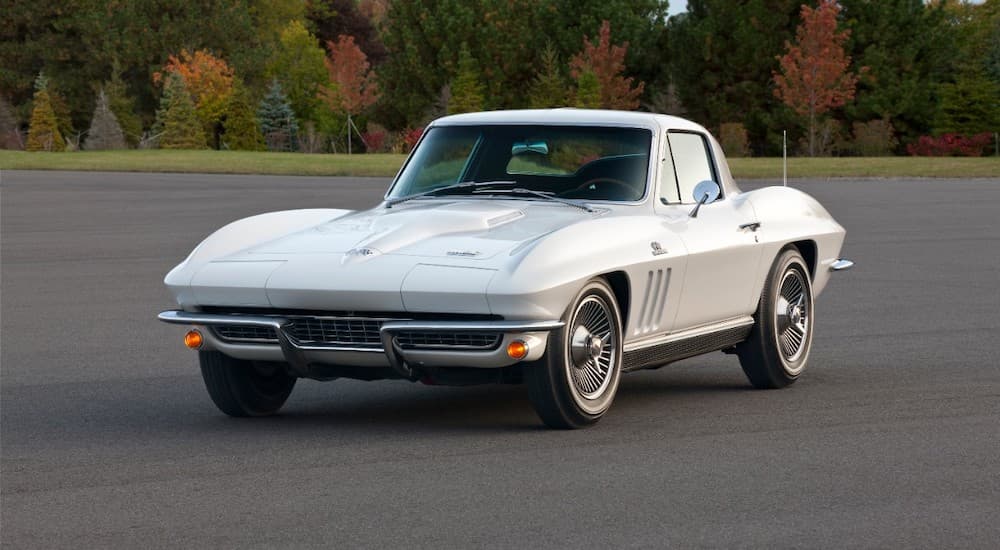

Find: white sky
[666,0,985,17]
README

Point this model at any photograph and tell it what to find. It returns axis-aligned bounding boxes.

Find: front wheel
[737,248,815,388]
[525,278,624,429]
[199,351,297,417]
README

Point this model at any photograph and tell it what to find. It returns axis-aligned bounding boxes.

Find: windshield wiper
[474,188,594,213]
[384,180,517,208]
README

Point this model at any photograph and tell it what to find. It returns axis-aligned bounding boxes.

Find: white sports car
[159,109,852,428]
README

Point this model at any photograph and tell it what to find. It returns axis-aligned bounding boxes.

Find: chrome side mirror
[689,180,721,218]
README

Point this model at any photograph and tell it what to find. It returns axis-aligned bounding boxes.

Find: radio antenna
[783,130,788,187]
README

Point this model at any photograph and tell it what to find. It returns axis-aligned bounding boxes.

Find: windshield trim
[383,122,658,206]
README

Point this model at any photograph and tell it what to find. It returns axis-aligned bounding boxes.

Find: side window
[667,132,717,204]
[659,134,681,204]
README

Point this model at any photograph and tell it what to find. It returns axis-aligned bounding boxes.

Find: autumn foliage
[320,35,379,116]
[154,50,235,144]
[774,1,859,157]
[569,21,644,110]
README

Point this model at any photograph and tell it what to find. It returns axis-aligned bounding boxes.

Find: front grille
[395,331,501,350]
[285,317,387,348]
[208,312,503,353]
[213,325,278,343]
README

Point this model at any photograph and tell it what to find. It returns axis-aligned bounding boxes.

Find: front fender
[487,215,688,323]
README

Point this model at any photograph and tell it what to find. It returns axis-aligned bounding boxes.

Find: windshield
[388,125,652,202]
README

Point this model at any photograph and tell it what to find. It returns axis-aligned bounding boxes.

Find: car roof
[431,108,707,133]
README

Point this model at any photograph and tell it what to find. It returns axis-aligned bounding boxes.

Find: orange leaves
[568,21,644,110]
[321,35,379,115]
[773,1,859,118]
[154,50,235,128]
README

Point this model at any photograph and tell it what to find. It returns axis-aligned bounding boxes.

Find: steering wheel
[565,177,636,199]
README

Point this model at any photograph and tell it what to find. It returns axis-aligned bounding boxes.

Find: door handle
[739,222,761,232]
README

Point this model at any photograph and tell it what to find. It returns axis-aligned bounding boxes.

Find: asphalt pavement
[2,170,999,548]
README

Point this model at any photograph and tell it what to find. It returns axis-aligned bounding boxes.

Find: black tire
[737,247,814,389]
[199,351,297,417]
[525,278,624,429]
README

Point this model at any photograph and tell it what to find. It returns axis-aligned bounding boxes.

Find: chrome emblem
[446,250,481,257]
[346,247,377,256]
[650,241,668,256]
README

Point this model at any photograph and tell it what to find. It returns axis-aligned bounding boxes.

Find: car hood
[179,199,598,312]
[240,199,591,261]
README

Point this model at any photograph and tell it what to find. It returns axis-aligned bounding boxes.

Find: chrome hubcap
[775,269,811,366]
[567,296,616,401]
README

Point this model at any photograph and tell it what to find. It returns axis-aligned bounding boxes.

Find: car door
[658,131,763,330]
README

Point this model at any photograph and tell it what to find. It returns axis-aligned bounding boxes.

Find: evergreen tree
[528,45,568,108]
[573,70,602,109]
[105,68,143,148]
[258,80,298,151]
[934,72,1000,136]
[25,73,65,152]
[448,44,485,114]
[840,0,953,144]
[670,0,802,154]
[157,73,208,149]
[84,88,126,150]
[223,81,265,151]
[266,20,328,124]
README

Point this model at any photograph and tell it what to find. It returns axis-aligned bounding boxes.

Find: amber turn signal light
[506,340,528,360]
[184,329,203,349]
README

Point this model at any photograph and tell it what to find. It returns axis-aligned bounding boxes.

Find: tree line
[1,0,997,156]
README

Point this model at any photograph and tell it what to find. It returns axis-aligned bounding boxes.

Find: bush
[362,123,387,153]
[718,122,750,157]
[402,127,424,153]
[851,119,897,156]
[906,133,992,157]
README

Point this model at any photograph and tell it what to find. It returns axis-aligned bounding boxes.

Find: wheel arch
[788,239,817,279]
[601,270,631,322]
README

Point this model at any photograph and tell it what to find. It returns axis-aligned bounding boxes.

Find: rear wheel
[737,248,814,388]
[525,279,623,429]
[199,351,297,416]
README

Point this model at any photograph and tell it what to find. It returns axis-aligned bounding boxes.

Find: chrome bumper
[830,258,854,272]
[157,310,563,378]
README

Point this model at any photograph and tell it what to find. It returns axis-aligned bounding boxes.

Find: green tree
[222,80,265,150]
[258,80,299,151]
[669,0,802,154]
[25,73,65,152]
[104,69,143,148]
[840,0,953,145]
[157,73,208,149]
[84,87,126,150]
[573,70,602,108]
[448,44,485,114]
[379,0,665,128]
[527,45,568,108]
[266,20,328,124]
[934,73,1000,135]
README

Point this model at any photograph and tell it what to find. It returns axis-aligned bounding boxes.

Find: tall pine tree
[25,73,65,152]
[84,88,126,150]
[258,80,298,151]
[223,80,265,151]
[528,45,568,108]
[156,73,208,149]
[448,44,485,114]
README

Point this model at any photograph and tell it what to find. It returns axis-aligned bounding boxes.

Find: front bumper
[157,310,562,378]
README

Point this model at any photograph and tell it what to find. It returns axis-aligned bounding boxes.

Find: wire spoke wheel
[774,270,811,365]
[737,248,814,389]
[566,295,618,411]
